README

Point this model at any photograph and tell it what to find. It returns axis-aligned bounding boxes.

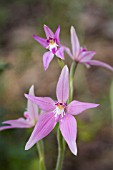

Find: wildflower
[25,66,99,155]
[33,25,64,70]
[65,26,113,71]
[0,85,38,131]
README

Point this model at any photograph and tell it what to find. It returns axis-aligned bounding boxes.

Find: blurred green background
[0,0,113,170]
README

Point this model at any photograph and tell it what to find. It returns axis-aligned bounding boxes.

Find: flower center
[47,38,58,54]
[54,102,66,118]
[24,112,31,121]
[49,39,55,45]
[24,111,37,126]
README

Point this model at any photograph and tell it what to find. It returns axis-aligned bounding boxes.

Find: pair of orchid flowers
[1,65,99,155]
[34,25,113,71]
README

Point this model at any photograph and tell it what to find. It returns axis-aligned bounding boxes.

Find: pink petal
[25,94,55,111]
[25,111,56,150]
[2,118,31,127]
[44,25,54,39]
[33,35,48,48]
[55,47,65,60]
[85,60,113,72]
[67,100,99,115]
[27,85,39,122]
[0,126,15,131]
[0,118,31,131]
[55,25,60,44]
[71,26,80,59]
[60,114,77,155]
[78,51,96,62]
[65,47,74,60]
[43,51,54,70]
[84,63,91,68]
[56,65,69,103]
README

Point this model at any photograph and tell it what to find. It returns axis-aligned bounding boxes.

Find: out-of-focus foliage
[0,60,10,74]
[110,81,113,124]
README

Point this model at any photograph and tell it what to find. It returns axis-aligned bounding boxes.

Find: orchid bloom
[33,25,64,70]
[0,85,38,131]
[25,66,99,155]
[65,26,113,71]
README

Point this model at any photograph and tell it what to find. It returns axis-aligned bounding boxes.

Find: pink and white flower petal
[25,94,55,112]
[25,111,56,150]
[0,125,16,131]
[56,65,69,103]
[43,51,54,70]
[27,85,39,122]
[71,26,80,59]
[85,60,113,72]
[84,63,91,69]
[65,47,74,60]
[33,35,48,48]
[55,47,65,60]
[44,25,54,39]
[67,100,99,115]
[78,51,96,62]
[0,118,32,131]
[60,114,77,155]
[55,25,60,44]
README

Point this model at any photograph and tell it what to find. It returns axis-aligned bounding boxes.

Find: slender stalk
[57,58,65,69]
[68,61,78,104]
[55,128,65,170]
[36,141,46,170]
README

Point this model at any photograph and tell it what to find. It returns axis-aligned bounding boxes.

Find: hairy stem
[36,141,46,170]
[57,58,65,69]
[55,128,65,170]
[68,61,78,103]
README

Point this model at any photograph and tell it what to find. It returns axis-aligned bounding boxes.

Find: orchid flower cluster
[1,25,113,170]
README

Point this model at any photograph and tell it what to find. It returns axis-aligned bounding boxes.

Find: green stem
[68,61,78,104]
[55,128,65,170]
[36,141,46,170]
[57,58,65,69]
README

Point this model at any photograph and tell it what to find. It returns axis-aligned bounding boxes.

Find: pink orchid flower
[65,26,113,71]
[0,85,38,131]
[25,66,99,155]
[33,25,64,70]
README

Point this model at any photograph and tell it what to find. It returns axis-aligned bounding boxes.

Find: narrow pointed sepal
[25,111,56,150]
[71,26,80,58]
[33,35,48,48]
[56,65,69,103]
[78,51,96,62]
[44,25,54,39]
[25,94,55,111]
[55,47,65,60]
[67,100,99,115]
[27,85,39,122]
[0,118,32,131]
[60,114,77,156]
[86,60,113,72]
[43,51,54,70]
[55,25,60,44]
